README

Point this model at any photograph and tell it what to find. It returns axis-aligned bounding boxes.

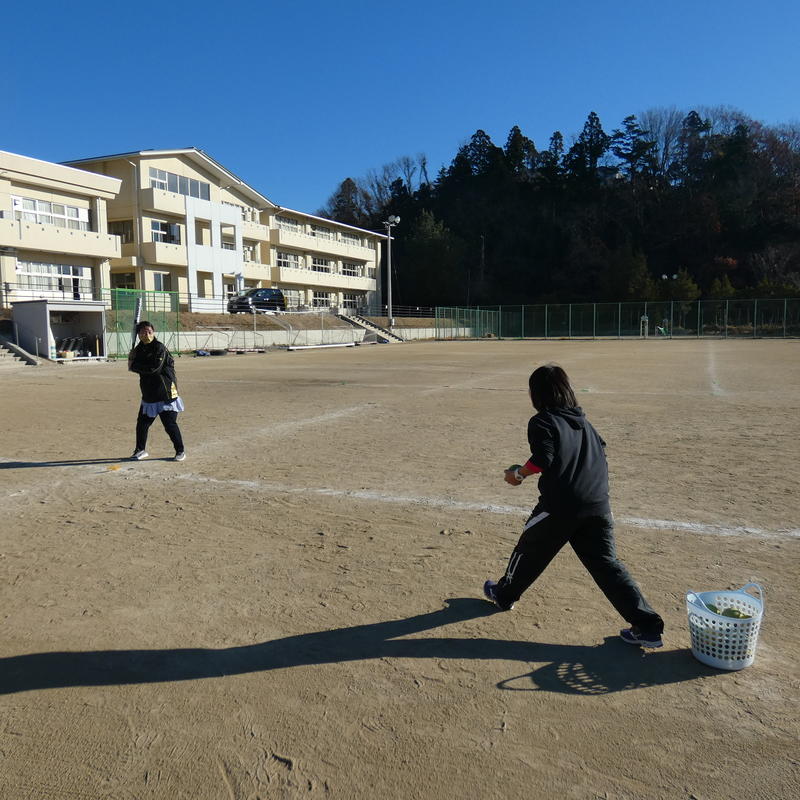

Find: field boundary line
[166,471,800,540]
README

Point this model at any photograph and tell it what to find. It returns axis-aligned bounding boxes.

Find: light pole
[383,214,400,328]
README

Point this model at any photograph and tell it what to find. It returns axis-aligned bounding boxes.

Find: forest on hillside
[318,107,800,307]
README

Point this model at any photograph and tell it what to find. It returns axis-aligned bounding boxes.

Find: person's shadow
[0,598,718,696]
[0,458,168,469]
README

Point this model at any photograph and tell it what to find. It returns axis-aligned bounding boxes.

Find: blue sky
[4,1,798,213]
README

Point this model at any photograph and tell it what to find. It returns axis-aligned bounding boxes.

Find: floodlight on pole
[383,215,400,328]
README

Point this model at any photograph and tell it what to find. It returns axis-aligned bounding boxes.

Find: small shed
[11,299,107,361]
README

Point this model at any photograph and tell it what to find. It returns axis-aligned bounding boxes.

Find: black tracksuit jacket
[527,406,611,517]
[129,339,178,404]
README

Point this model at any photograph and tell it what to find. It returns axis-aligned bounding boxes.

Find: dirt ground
[0,339,798,800]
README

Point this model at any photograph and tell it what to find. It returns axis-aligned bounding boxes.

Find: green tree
[504,125,537,179]
[318,177,371,227]
[535,131,565,184]
[672,110,712,185]
[611,115,658,179]
[399,210,468,305]
[564,111,611,180]
[709,274,736,298]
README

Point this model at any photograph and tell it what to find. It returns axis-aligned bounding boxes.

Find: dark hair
[529,364,577,411]
[136,320,154,333]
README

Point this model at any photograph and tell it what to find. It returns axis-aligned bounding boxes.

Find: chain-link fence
[435,307,501,338]
[436,299,800,339]
[104,289,181,356]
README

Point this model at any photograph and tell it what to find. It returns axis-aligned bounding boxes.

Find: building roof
[277,206,388,238]
[0,150,122,198]
[63,148,277,210]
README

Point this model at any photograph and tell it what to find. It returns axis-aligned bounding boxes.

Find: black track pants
[135,408,184,453]
[494,510,664,635]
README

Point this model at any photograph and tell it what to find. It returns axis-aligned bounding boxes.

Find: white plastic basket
[686,583,764,670]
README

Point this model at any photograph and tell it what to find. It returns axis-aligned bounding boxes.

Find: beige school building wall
[64,148,385,313]
[0,150,121,312]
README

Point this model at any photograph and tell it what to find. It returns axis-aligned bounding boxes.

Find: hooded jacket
[129,338,178,404]
[527,406,610,517]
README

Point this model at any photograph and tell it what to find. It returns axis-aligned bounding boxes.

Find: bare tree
[398,155,418,193]
[639,106,684,176]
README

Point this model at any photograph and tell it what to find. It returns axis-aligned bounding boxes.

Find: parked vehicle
[227,288,286,313]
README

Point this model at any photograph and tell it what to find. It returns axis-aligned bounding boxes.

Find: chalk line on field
[706,343,727,396]
[165,471,800,540]
[1,455,797,539]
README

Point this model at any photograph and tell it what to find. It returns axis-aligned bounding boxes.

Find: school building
[0,150,122,311]
[64,148,384,313]
[1,147,385,315]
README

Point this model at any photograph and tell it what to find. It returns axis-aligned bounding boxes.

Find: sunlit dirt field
[1,338,798,799]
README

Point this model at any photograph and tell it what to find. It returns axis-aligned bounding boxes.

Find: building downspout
[127,160,145,290]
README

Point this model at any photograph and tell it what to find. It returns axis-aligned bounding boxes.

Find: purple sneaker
[483,580,514,611]
[620,627,663,648]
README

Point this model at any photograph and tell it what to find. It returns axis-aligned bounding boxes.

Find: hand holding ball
[504,464,524,486]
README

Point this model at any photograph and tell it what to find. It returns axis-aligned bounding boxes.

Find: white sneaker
[131,449,148,460]
[174,451,186,462]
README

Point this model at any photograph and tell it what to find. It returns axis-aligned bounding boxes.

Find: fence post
[618,303,621,339]
[569,304,572,339]
[697,301,701,338]
[521,304,524,339]
[725,299,729,339]
[593,303,596,339]
[784,298,787,338]
[670,301,674,338]
[544,305,548,339]
[754,299,758,338]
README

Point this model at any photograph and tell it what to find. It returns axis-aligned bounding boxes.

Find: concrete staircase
[337,314,404,344]
[0,340,35,369]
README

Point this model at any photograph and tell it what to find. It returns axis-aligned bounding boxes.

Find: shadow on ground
[0,598,719,696]
[0,458,169,469]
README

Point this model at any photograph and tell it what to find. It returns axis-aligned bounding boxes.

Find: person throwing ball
[484,364,664,648]
[128,320,186,462]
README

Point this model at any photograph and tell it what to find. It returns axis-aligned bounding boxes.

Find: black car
[228,287,286,313]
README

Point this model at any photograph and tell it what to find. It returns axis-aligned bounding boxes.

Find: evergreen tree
[672,110,712,185]
[564,112,611,180]
[504,125,537,179]
[611,116,658,179]
[318,177,371,227]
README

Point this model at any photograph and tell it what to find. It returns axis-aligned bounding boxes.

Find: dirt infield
[1,339,798,799]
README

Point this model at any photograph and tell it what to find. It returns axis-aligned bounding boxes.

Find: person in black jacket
[484,364,664,647]
[128,320,185,462]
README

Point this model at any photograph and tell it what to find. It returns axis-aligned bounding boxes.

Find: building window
[342,293,359,309]
[223,201,258,222]
[281,288,301,308]
[149,167,210,200]
[342,262,362,277]
[310,223,332,240]
[153,273,173,291]
[221,241,236,251]
[108,220,134,243]
[15,259,93,296]
[277,251,302,269]
[312,291,331,307]
[243,244,256,262]
[111,272,136,289]
[311,257,332,273]
[341,231,361,246]
[151,220,181,244]
[276,215,302,233]
[12,195,90,230]
[367,267,376,279]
